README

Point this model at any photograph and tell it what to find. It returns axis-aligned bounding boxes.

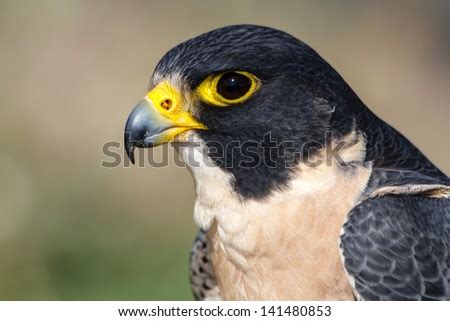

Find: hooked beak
[124,81,206,164]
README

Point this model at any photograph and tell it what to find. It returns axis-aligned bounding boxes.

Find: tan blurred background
[0,0,449,299]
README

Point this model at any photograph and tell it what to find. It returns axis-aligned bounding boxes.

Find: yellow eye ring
[195,71,260,107]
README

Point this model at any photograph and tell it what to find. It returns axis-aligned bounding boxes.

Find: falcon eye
[217,72,251,100]
[195,71,260,107]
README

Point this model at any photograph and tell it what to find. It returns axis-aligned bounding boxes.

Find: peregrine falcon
[124,25,449,300]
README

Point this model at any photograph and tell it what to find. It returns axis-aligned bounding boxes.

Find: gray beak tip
[124,98,176,165]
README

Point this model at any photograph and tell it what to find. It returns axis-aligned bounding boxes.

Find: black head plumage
[150,25,443,198]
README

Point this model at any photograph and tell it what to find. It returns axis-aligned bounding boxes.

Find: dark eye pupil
[217,72,251,100]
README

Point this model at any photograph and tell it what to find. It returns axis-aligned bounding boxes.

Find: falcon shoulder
[340,191,450,300]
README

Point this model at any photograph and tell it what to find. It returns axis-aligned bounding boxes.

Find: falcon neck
[352,106,445,179]
[203,155,372,300]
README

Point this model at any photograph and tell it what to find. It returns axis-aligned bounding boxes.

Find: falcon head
[124,25,361,199]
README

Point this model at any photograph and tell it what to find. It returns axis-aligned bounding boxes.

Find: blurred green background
[0,0,449,300]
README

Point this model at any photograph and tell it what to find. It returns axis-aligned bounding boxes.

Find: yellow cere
[195,71,260,107]
[145,81,206,130]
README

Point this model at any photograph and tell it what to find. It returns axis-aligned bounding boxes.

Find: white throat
[177,133,239,230]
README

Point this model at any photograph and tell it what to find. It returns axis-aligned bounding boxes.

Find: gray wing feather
[341,195,449,300]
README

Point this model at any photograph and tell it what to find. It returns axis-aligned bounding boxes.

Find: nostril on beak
[160,99,173,111]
